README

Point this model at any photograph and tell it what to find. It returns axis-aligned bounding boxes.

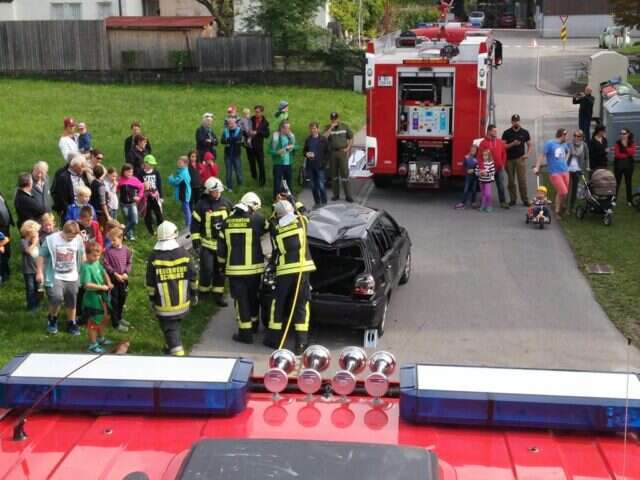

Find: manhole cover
[585,264,614,274]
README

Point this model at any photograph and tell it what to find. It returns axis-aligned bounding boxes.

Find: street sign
[559,15,568,25]
[561,25,568,41]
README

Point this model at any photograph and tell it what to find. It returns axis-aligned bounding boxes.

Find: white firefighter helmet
[157,221,179,241]
[204,176,224,194]
[240,192,262,211]
[274,199,294,218]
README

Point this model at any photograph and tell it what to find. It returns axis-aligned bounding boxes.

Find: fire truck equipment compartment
[177,439,439,480]
[0,353,253,415]
[400,364,640,432]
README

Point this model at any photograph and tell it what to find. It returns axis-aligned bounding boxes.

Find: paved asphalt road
[193,34,640,375]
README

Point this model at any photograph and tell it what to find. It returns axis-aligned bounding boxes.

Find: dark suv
[306,204,411,335]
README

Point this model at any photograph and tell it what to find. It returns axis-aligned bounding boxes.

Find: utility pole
[358,0,363,46]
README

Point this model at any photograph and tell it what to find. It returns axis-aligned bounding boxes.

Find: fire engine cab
[365,23,503,188]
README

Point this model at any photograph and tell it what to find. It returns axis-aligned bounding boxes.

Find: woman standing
[31,161,52,213]
[613,128,636,206]
[589,125,608,171]
[534,128,571,219]
[567,130,589,212]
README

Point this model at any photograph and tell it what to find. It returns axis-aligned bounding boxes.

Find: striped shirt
[475,159,495,183]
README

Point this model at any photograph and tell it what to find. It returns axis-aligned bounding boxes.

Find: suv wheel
[377,297,389,337]
[399,252,411,285]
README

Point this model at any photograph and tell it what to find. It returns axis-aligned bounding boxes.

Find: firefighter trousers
[159,317,183,355]
[229,275,261,339]
[330,150,352,199]
[199,248,225,295]
[266,272,311,347]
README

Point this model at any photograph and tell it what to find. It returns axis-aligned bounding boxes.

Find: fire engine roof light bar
[399,364,640,432]
[0,353,253,416]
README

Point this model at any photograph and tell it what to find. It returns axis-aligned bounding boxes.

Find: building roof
[105,16,214,30]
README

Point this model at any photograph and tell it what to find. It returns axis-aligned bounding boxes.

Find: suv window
[379,213,400,243]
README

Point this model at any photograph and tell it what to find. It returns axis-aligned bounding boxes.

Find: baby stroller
[575,169,616,226]
[526,178,551,229]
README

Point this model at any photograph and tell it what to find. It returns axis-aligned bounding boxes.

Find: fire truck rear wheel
[373,176,392,189]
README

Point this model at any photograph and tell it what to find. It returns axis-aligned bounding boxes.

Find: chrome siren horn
[365,351,396,403]
[332,346,367,399]
[264,349,296,400]
[297,345,331,398]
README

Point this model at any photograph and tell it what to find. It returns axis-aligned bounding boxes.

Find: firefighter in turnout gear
[264,199,315,354]
[146,221,198,356]
[190,177,233,306]
[217,192,270,344]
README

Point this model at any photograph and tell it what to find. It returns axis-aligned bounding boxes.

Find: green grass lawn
[617,44,640,56]
[559,175,640,345]
[0,79,364,367]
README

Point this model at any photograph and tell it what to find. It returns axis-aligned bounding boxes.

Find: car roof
[307,204,380,244]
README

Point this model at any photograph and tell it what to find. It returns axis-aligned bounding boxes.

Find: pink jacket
[117,176,144,201]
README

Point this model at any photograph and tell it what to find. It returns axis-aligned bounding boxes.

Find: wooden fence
[0,21,109,71]
[197,36,272,72]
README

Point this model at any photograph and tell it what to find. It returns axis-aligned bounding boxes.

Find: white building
[0,0,143,20]
[233,0,330,33]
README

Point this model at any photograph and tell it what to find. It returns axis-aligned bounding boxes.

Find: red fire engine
[365,23,503,188]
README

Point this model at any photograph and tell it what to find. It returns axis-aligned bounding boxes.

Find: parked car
[498,13,517,28]
[305,204,411,336]
[468,11,485,28]
[599,26,631,49]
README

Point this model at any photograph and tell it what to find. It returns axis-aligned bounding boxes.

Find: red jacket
[477,137,507,170]
[80,220,103,248]
[613,142,636,162]
[198,162,220,184]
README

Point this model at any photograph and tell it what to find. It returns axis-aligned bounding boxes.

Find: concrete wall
[159,0,209,16]
[540,14,613,38]
[0,0,143,21]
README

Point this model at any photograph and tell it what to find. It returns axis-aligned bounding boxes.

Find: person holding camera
[573,86,594,141]
[324,112,354,203]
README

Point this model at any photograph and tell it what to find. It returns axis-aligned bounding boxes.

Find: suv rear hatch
[310,241,365,296]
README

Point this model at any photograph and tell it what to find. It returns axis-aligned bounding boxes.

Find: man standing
[196,113,218,161]
[573,86,595,141]
[59,117,79,162]
[146,221,198,356]
[14,173,46,228]
[248,105,270,186]
[270,121,296,199]
[191,177,234,307]
[324,112,354,203]
[478,124,508,208]
[264,199,315,354]
[0,190,14,284]
[217,192,269,344]
[222,117,244,192]
[124,121,152,159]
[502,114,532,206]
[50,155,91,223]
[303,122,330,207]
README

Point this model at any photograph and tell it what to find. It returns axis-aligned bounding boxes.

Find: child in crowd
[20,220,41,311]
[0,232,8,254]
[105,167,120,220]
[39,212,56,245]
[37,220,85,336]
[187,150,203,210]
[475,149,496,212]
[456,144,479,210]
[103,227,132,332]
[78,206,104,248]
[80,241,113,353]
[90,164,110,226]
[239,108,253,149]
[117,163,144,241]
[275,100,289,125]
[139,154,164,235]
[103,218,123,249]
[168,156,192,228]
[65,186,96,222]
[78,122,92,154]
[198,151,219,184]
[529,185,551,223]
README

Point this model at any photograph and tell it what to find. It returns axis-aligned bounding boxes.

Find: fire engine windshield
[177,439,438,480]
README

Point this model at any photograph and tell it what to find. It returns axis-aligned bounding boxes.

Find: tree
[330,0,385,40]
[194,0,235,37]
[244,0,326,55]
[611,0,640,29]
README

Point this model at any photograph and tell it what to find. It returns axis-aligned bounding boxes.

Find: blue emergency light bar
[400,364,640,432]
[0,353,252,416]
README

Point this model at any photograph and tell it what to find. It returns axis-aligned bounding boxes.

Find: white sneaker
[117,324,129,332]
[120,319,131,327]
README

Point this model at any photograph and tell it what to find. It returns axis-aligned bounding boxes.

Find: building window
[97,1,113,18]
[142,0,160,16]
[50,2,82,20]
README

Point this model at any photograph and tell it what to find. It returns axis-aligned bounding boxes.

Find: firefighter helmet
[240,192,262,211]
[204,176,224,194]
[274,199,294,218]
[157,221,179,241]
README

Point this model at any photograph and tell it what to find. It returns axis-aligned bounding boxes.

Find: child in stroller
[575,168,616,226]
[526,184,551,228]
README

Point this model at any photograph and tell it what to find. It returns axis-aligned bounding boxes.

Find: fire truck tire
[399,252,411,285]
[373,176,392,189]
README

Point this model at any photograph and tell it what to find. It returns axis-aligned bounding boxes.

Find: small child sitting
[78,122,93,154]
[529,185,551,223]
[65,185,96,222]
[455,144,478,209]
[78,206,104,248]
[20,220,41,311]
[80,241,113,353]
[168,156,192,228]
